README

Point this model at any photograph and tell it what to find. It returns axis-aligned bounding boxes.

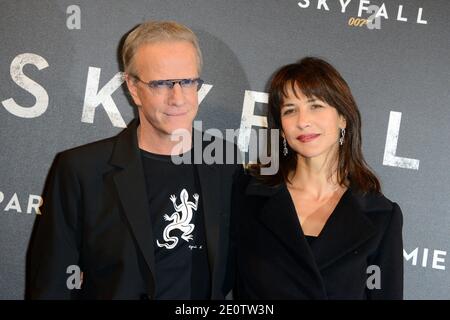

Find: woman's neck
[287,157,344,200]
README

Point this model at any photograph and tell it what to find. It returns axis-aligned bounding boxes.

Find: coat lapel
[309,189,377,270]
[246,178,380,296]
[194,129,228,297]
[196,162,221,292]
[109,120,156,278]
[246,179,327,295]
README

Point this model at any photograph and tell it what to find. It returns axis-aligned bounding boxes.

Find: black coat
[28,119,240,299]
[232,174,403,300]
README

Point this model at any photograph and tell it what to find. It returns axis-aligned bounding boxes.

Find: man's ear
[125,73,141,106]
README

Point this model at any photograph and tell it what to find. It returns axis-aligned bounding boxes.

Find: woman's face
[280,86,346,162]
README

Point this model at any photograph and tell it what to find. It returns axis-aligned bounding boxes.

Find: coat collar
[309,188,377,270]
[109,119,157,287]
[246,177,378,271]
[255,183,328,296]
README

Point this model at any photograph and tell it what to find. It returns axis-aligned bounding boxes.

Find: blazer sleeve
[367,202,404,300]
[28,152,82,299]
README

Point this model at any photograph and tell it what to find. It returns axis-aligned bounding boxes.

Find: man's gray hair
[122,20,203,76]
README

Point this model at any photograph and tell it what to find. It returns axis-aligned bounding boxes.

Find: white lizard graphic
[156,189,199,249]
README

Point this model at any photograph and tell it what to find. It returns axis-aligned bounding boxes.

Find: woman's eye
[311,104,323,109]
[282,109,294,116]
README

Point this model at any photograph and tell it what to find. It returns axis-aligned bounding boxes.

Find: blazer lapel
[310,189,377,270]
[246,179,327,295]
[110,120,156,277]
[195,129,228,297]
[196,162,221,292]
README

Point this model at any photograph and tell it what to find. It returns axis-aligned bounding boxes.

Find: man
[28,21,240,299]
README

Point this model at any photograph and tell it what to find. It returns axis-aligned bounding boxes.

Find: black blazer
[232,174,403,300]
[28,119,240,299]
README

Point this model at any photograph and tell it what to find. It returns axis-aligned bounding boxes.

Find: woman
[233,57,403,299]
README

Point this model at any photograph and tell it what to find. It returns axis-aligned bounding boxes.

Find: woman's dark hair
[253,57,380,194]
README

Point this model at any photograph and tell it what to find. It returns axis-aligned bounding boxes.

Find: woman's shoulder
[347,189,403,235]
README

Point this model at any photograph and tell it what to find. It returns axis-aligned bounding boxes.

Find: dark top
[141,149,210,299]
[233,174,404,300]
[304,235,317,245]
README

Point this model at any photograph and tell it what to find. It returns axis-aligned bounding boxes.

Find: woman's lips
[297,134,320,143]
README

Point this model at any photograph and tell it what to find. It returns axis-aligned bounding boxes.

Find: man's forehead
[136,40,195,53]
[131,42,199,79]
[133,41,198,67]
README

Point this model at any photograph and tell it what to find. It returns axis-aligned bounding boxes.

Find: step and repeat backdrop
[1,0,449,299]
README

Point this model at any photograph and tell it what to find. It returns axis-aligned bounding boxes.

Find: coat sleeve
[28,152,82,299]
[367,202,404,300]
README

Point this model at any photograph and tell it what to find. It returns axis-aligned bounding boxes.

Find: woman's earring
[339,128,346,146]
[283,138,288,156]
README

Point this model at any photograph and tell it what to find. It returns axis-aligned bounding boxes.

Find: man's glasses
[132,75,204,93]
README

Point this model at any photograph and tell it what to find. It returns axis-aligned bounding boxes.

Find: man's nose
[167,83,185,106]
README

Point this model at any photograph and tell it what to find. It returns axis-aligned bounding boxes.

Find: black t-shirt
[141,149,210,299]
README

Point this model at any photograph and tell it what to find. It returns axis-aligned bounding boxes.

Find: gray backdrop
[1,0,449,299]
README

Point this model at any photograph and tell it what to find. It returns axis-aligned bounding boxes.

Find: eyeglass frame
[131,75,204,92]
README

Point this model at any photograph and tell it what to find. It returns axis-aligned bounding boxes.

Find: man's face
[126,41,200,139]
